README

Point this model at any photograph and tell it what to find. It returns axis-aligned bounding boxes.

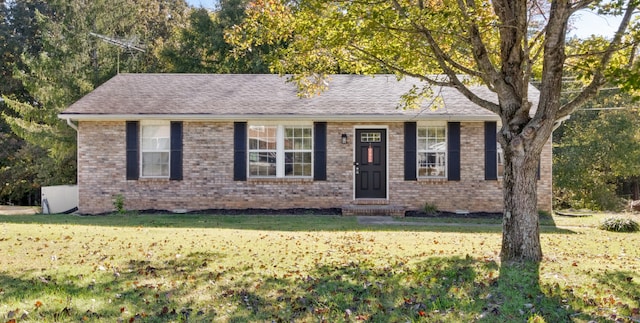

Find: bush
[599,217,639,232]
[423,202,438,215]
[112,194,125,214]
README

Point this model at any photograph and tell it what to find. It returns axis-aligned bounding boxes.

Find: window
[417,124,446,178]
[248,126,277,176]
[248,124,313,178]
[141,121,170,177]
[284,127,313,176]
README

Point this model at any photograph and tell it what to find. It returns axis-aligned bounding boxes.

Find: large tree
[228,0,640,262]
[554,106,640,210]
[1,0,189,204]
[160,0,273,73]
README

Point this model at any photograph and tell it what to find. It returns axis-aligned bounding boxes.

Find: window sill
[248,177,314,184]
[135,177,170,182]
[417,177,448,182]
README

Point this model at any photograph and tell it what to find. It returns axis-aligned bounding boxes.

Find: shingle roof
[60,74,536,121]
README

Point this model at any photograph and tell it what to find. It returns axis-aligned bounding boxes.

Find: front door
[355,129,387,199]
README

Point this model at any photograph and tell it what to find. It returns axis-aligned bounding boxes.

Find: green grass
[0,213,638,322]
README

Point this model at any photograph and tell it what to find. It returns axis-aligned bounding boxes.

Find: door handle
[354,162,360,175]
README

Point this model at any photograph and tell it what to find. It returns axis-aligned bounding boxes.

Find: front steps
[341,199,406,217]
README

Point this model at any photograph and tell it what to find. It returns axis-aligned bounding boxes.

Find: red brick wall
[76,121,552,214]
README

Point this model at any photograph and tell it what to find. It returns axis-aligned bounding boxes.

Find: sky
[184,0,622,39]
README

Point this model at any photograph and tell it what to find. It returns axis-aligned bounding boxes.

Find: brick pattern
[77,121,552,214]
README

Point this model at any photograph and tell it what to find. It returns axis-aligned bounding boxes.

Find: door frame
[352,125,389,200]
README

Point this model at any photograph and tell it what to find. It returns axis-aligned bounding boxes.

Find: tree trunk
[500,147,542,262]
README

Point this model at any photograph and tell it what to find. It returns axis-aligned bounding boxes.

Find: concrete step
[341,204,406,217]
[352,198,389,205]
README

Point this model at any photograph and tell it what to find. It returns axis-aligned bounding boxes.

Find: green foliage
[554,108,640,210]
[599,217,640,232]
[0,0,189,205]
[423,202,438,215]
[161,1,272,73]
[113,194,125,214]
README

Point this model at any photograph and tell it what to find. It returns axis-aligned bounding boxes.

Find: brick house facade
[61,74,552,215]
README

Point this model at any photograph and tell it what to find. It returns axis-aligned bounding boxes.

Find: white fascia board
[58,113,500,122]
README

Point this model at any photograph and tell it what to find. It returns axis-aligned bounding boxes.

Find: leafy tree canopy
[0,0,190,204]
[160,0,274,73]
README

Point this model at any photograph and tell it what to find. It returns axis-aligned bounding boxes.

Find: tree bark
[500,146,542,262]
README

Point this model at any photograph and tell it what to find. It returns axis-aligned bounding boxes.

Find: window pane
[284,138,293,150]
[360,132,381,142]
[249,138,258,150]
[285,152,311,176]
[141,125,170,150]
[249,126,277,150]
[303,138,312,150]
[249,152,276,176]
[142,125,169,138]
[141,152,169,177]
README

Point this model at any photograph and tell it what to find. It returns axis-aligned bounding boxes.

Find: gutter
[58,113,501,123]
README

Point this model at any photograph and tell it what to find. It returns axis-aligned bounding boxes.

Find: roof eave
[58,113,500,122]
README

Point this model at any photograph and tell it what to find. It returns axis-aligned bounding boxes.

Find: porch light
[341,133,348,144]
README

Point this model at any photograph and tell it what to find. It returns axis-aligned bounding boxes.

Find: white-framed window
[248,125,277,176]
[248,124,313,178]
[140,120,170,178]
[417,123,447,178]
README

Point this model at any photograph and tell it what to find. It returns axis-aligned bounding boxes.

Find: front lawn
[0,213,638,322]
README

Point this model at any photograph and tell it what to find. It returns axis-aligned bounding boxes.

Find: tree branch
[557,1,637,119]
[455,0,502,87]
[569,0,598,14]
[349,44,501,113]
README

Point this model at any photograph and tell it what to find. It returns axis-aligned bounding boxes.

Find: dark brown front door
[355,129,387,199]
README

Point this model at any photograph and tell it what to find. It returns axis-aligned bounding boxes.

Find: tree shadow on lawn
[0,254,619,322]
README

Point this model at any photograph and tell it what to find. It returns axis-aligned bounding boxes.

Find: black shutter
[404,122,417,180]
[313,122,327,180]
[484,121,498,180]
[447,122,461,181]
[126,121,139,180]
[234,122,247,181]
[170,121,183,180]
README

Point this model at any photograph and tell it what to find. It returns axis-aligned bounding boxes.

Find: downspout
[66,118,79,131]
[65,117,80,215]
